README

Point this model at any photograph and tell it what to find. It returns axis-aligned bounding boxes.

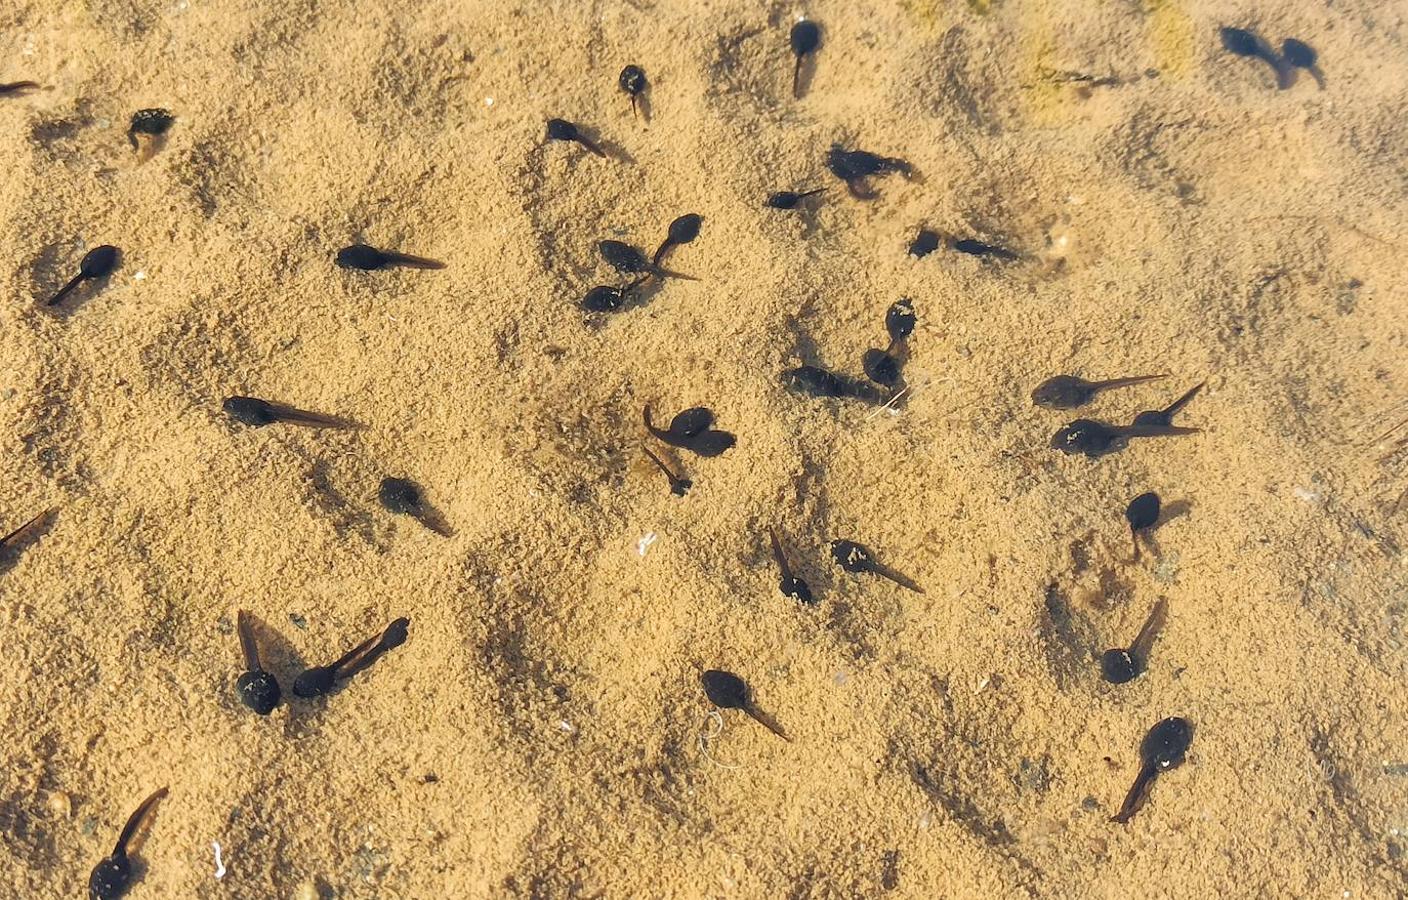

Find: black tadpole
[598,240,697,280]
[643,405,735,457]
[702,669,791,741]
[46,245,119,307]
[782,365,883,403]
[223,396,357,429]
[909,229,940,258]
[651,213,702,268]
[885,299,917,345]
[642,445,691,496]
[1125,492,1161,562]
[580,279,647,313]
[0,80,40,96]
[826,144,915,200]
[1132,382,1204,428]
[789,20,821,98]
[619,65,647,118]
[546,118,606,157]
[292,617,410,698]
[88,787,168,900]
[765,189,824,210]
[862,348,902,388]
[378,477,451,536]
[1112,716,1193,824]
[127,108,174,151]
[236,609,281,716]
[1100,598,1167,684]
[1050,419,1199,459]
[830,539,924,593]
[1032,374,1166,409]
[769,528,814,605]
[336,243,445,271]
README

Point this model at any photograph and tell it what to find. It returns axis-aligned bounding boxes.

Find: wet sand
[1,0,1406,896]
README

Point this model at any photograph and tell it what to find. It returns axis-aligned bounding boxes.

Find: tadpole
[235,609,281,716]
[826,144,915,200]
[951,237,1020,261]
[765,189,824,210]
[769,527,814,605]
[651,213,702,267]
[223,396,358,429]
[546,118,606,157]
[909,229,940,258]
[1112,716,1193,824]
[1124,491,1161,561]
[1100,598,1167,684]
[46,245,119,307]
[127,108,174,152]
[292,617,410,698]
[642,445,691,496]
[1132,382,1204,428]
[378,477,451,536]
[88,787,168,900]
[830,539,924,593]
[885,299,916,345]
[335,244,445,271]
[702,669,791,741]
[581,278,648,313]
[789,20,821,99]
[1050,419,1199,459]
[643,405,735,457]
[1031,374,1167,410]
[618,65,647,117]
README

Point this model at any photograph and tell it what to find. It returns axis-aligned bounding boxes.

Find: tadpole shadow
[581,125,635,164]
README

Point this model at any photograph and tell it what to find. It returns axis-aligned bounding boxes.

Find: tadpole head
[790,20,821,56]
[599,240,650,274]
[1125,492,1161,531]
[292,665,337,699]
[1141,716,1193,769]
[128,108,174,138]
[336,244,389,270]
[669,476,692,497]
[830,539,874,574]
[1100,649,1137,684]
[781,576,814,605]
[81,245,120,279]
[667,214,702,245]
[1031,375,1094,409]
[546,118,578,141]
[766,191,802,209]
[381,617,410,650]
[237,670,281,715]
[909,230,940,258]
[223,396,277,427]
[619,65,647,95]
[1050,419,1125,458]
[378,477,423,516]
[581,285,626,313]
[88,855,132,900]
[668,407,714,438]
[886,299,917,342]
[701,669,748,709]
[862,349,901,387]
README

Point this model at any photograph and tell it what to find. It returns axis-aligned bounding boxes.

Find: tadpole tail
[746,705,793,742]
[1122,424,1201,439]
[768,528,792,581]
[45,274,84,306]
[267,402,361,430]
[330,632,385,682]
[793,58,803,99]
[875,563,925,594]
[1093,374,1168,391]
[642,445,674,480]
[0,81,40,95]
[651,240,674,269]
[1111,764,1156,824]
[236,610,262,672]
[0,507,53,550]
[651,266,700,282]
[642,406,676,444]
[1160,382,1205,419]
[416,508,453,538]
[115,787,169,856]
[1128,598,1168,662]
[382,251,446,270]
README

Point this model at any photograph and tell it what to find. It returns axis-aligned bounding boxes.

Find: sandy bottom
[2,0,1407,897]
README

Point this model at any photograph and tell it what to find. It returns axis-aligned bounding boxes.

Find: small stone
[293,879,320,900]
[45,790,72,818]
